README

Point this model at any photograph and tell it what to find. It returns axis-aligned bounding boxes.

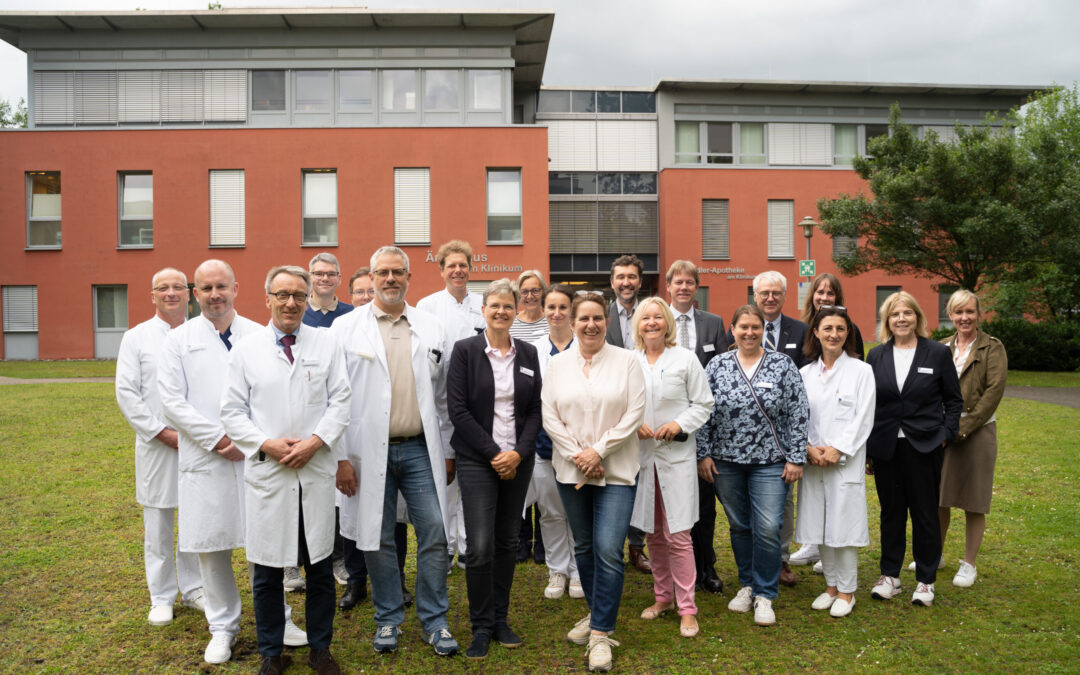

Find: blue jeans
[711,460,788,600]
[363,437,449,633]
[557,481,637,633]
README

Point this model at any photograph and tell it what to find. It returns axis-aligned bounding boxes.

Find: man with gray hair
[115,267,204,627]
[304,252,354,328]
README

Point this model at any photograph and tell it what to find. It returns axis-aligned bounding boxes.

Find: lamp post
[799,215,817,284]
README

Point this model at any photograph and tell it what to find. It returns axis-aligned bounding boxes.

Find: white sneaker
[871,575,902,600]
[567,613,592,645]
[283,617,308,647]
[953,561,977,588]
[728,586,753,613]
[789,544,820,566]
[545,572,568,599]
[912,582,935,606]
[181,588,205,613]
[753,597,776,626]
[283,566,306,592]
[811,592,837,610]
[830,596,855,618]
[812,560,823,575]
[148,604,173,626]
[203,632,235,664]
[908,556,945,572]
[333,557,348,586]
[586,632,619,672]
[568,577,585,599]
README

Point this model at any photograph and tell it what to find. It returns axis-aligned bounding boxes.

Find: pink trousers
[646,470,697,615]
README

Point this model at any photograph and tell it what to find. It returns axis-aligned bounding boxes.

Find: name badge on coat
[785,343,797,349]
[703,344,716,353]
[520,366,534,377]
[756,381,774,389]
[918,366,934,374]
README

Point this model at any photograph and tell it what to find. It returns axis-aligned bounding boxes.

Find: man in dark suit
[603,254,652,574]
[665,260,727,595]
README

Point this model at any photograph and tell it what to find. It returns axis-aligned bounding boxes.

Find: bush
[978,318,1080,371]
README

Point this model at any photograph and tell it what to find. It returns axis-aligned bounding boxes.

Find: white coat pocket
[835,395,856,422]
[660,369,687,401]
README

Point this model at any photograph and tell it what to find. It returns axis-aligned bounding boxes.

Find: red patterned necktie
[281,334,296,364]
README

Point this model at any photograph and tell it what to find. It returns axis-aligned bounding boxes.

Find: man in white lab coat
[158,259,306,665]
[416,239,485,573]
[115,267,204,627]
[332,246,459,657]
[221,265,351,675]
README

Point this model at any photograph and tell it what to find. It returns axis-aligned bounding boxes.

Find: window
[702,199,730,260]
[295,70,331,113]
[865,123,889,155]
[338,70,373,112]
[26,171,61,248]
[251,70,285,111]
[767,123,833,165]
[537,90,570,113]
[210,170,245,247]
[2,286,38,360]
[424,70,459,111]
[621,92,656,113]
[571,91,595,113]
[94,285,128,358]
[487,169,522,243]
[621,172,657,194]
[832,230,857,260]
[598,202,658,254]
[767,199,795,258]
[302,170,338,245]
[394,168,430,245]
[549,202,598,254]
[834,124,858,166]
[706,122,734,164]
[938,292,954,330]
[739,123,766,164]
[597,91,620,113]
[468,70,501,110]
[119,172,153,247]
[382,70,417,111]
[675,122,700,164]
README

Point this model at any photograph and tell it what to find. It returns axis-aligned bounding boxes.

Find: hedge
[933,319,1080,372]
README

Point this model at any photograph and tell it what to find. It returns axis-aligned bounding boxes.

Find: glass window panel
[303,217,338,245]
[707,122,733,163]
[621,92,655,113]
[382,70,416,111]
[549,172,572,195]
[537,90,570,113]
[487,169,521,243]
[834,124,858,165]
[424,70,459,110]
[338,70,373,112]
[572,172,596,195]
[740,122,766,164]
[30,172,62,217]
[294,70,330,113]
[598,173,621,194]
[596,91,621,113]
[304,172,337,215]
[622,172,657,194]
[675,122,700,163]
[469,70,501,110]
[121,173,153,217]
[571,91,595,113]
[95,286,128,330]
[251,70,285,111]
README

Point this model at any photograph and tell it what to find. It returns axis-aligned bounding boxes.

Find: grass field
[0,383,1076,673]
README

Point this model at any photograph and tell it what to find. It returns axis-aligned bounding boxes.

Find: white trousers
[524,458,578,580]
[198,550,242,637]
[444,477,467,557]
[820,545,859,593]
[143,506,202,606]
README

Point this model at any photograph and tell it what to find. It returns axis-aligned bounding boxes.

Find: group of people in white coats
[115,244,1005,674]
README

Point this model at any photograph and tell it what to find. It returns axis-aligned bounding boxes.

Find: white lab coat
[220,323,351,568]
[116,315,182,508]
[158,313,260,553]
[331,303,453,551]
[795,352,876,547]
[416,288,485,354]
[630,346,714,534]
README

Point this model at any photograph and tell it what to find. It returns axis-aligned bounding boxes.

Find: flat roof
[655,78,1047,101]
[0,8,555,88]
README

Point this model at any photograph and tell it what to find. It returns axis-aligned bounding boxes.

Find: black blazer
[447,333,543,463]
[605,300,632,348]
[727,313,808,368]
[692,308,728,368]
[866,336,963,460]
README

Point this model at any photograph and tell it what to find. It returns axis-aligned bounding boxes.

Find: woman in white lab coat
[629,297,714,638]
[795,305,875,618]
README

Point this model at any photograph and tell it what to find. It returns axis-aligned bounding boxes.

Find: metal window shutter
[598,202,658,254]
[210,170,245,246]
[702,199,730,259]
[118,71,161,122]
[161,70,204,122]
[767,123,798,165]
[800,123,833,165]
[34,72,74,125]
[74,71,117,124]
[2,286,38,332]
[394,168,430,244]
[549,201,598,254]
[596,120,657,171]
[832,234,857,258]
[923,125,958,142]
[203,70,247,122]
[544,120,597,172]
[767,200,794,257]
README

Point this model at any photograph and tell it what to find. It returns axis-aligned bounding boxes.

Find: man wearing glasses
[331,246,459,657]
[349,267,375,307]
[303,252,354,329]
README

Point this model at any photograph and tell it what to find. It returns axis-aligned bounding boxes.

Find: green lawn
[0,385,1076,673]
[1004,371,1080,388]
[0,360,116,379]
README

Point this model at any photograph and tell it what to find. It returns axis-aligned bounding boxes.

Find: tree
[0,97,28,128]
[818,104,1030,293]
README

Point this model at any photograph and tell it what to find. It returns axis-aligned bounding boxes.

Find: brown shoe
[258,654,291,675]
[308,648,342,675]
[628,545,652,574]
[779,561,797,587]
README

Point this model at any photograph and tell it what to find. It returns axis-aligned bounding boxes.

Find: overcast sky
[2,0,1078,104]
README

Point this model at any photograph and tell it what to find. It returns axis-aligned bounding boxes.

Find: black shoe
[494,622,523,648]
[466,632,491,659]
[338,581,366,610]
[258,654,291,675]
[703,567,724,594]
[308,648,342,675]
[401,585,413,608]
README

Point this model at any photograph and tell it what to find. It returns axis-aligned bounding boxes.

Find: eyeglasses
[351,288,376,296]
[520,288,543,296]
[153,284,188,294]
[311,271,339,279]
[373,268,408,279]
[269,291,308,304]
[756,290,784,298]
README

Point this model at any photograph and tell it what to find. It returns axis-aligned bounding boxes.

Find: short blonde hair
[945,289,981,317]
[631,297,677,350]
[877,291,929,342]
[436,240,473,268]
[517,269,547,292]
[482,278,520,307]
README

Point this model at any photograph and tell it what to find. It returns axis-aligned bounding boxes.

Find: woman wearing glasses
[510,270,550,343]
